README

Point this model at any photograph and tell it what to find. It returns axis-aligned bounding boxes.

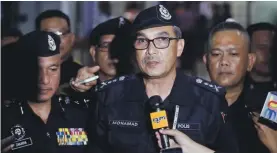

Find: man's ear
[177,39,185,57]
[69,33,76,46]
[247,52,256,72]
[89,46,96,63]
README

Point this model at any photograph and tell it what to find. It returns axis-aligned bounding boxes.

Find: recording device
[149,96,170,149]
[258,91,277,130]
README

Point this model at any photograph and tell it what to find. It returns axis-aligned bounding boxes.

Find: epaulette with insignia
[3,99,21,108]
[95,75,135,92]
[58,95,90,109]
[193,77,226,95]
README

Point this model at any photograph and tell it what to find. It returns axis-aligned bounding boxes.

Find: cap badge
[48,35,56,51]
[159,5,171,20]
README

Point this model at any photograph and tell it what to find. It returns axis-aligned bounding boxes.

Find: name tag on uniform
[56,128,88,146]
[177,123,200,131]
[10,124,33,150]
[109,120,140,128]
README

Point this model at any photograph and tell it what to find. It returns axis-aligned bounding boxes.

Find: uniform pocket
[108,125,145,147]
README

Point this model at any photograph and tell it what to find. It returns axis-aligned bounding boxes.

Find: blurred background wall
[2,1,277,79]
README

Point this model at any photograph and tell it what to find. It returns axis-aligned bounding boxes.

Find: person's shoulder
[2,99,21,110]
[95,74,137,92]
[56,95,91,110]
[188,76,226,96]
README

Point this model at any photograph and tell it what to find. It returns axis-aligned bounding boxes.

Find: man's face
[251,30,274,76]
[134,26,184,78]
[37,54,61,102]
[40,17,74,62]
[205,30,255,88]
[94,34,117,77]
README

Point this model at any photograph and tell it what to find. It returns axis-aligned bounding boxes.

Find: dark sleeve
[87,92,110,153]
[206,95,239,153]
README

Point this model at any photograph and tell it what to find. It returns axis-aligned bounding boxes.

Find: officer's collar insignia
[95,75,133,92]
[48,35,56,51]
[158,5,171,20]
[119,17,125,28]
[195,78,224,93]
[10,124,33,150]
[56,128,88,146]
[221,112,227,123]
[250,84,254,90]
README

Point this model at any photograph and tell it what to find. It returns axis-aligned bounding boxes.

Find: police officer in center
[74,4,239,153]
[1,31,89,153]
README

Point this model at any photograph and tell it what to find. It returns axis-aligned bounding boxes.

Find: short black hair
[35,10,71,30]
[247,22,276,38]
[207,20,250,52]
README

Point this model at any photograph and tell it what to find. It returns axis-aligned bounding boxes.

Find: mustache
[218,69,233,74]
[142,56,161,64]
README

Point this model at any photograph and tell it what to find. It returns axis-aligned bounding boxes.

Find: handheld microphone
[148,95,170,149]
[258,91,277,130]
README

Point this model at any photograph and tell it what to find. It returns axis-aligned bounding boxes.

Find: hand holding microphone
[155,129,215,153]
[149,96,170,149]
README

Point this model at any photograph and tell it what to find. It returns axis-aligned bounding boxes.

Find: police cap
[89,16,131,46]
[17,30,60,57]
[132,4,178,33]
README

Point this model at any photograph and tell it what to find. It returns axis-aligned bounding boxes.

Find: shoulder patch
[3,99,21,108]
[58,95,90,109]
[194,77,225,94]
[95,75,135,92]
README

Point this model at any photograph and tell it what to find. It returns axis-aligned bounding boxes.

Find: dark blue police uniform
[1,95,90,153]
[1,31,91,153]
[89,70,239,153]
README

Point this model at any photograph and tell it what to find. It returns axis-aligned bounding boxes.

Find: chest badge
[56,128,88,146]
[10,124,33,150]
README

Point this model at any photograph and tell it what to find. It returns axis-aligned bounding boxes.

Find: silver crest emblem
[159,5,171,20]
[48,35,56,51]
[11,124,26,140]
[196,78,203,84]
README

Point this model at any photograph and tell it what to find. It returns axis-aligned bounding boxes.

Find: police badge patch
[10,124,33,150]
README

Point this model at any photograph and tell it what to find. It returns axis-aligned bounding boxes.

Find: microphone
[148,95,170,149]
[258,91,277,130]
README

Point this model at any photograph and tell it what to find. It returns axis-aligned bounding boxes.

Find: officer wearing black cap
[87,4,239,153]
[89,16,132,82]
[245,23,276,109]
[1,31,90,153]
[70,17,133,93]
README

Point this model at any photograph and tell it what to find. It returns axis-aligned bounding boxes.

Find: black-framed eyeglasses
[96,42,111,52]
[134,37,179,50]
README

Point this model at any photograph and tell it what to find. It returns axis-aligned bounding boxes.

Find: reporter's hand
[252,113,277,153]
[156,129,214,153]
[70,66,100,92]
[1,135,15,152]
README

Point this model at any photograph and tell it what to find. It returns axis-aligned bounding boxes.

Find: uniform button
[46,132,51,138]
